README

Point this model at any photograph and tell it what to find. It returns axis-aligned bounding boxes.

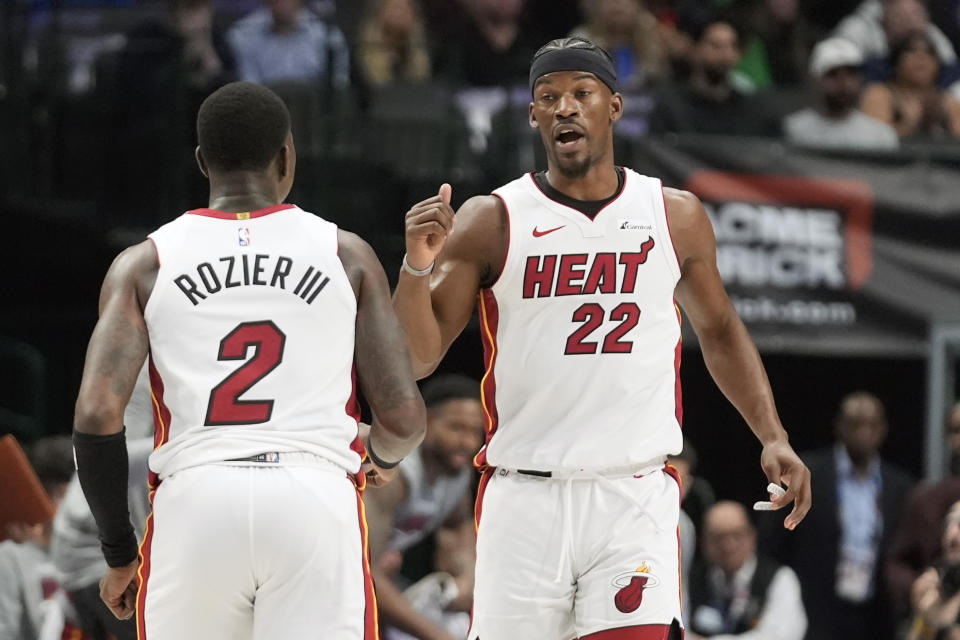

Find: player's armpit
[75,242,156,436]
[393,194,506,378]
[339,231,426,463]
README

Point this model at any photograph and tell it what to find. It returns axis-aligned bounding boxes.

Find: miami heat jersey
[478,169,683,471]
[144,204,360,480]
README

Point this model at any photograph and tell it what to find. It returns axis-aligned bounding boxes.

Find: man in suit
[760,391,915,640]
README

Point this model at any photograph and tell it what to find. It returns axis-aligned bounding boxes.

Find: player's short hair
[420,374,481,410]
[196,82,291,173]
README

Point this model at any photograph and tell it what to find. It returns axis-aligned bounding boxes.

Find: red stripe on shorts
[468,467,496,634]
[579,622,680,639]
[355,487,379,639]
[135,488,157,640]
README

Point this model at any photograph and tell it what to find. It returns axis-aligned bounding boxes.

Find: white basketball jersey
[144,204,361,480]
[478,169,683,471]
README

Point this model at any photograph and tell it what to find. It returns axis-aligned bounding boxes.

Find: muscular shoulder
[451,195,507,244]
[443,195,508,286]
[662,187,713,271]
[336,229,380,298]
[103,240,159,312]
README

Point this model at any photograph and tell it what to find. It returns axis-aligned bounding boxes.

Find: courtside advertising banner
[631,136,960,356]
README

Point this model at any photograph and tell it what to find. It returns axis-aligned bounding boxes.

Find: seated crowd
[5,380,960,640]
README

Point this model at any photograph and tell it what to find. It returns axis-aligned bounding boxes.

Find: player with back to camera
[392,37,812,640]
[72,81,426,640]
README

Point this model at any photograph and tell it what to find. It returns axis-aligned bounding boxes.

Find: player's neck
[207,174,283,213]
[544,162,620,201]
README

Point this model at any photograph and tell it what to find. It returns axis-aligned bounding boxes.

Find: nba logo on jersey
[238,227,251,246]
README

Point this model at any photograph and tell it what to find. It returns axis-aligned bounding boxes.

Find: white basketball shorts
[469,464,683,640]
[136,454,377,639]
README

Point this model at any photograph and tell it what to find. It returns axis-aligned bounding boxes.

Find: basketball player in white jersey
[72,82,426,640]
[392,38,813,640]
[364,374,484,640]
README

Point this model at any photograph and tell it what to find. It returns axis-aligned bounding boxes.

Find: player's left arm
[73,240,157,619]
[668,188,811,530]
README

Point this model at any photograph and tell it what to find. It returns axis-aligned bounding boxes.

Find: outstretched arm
[668,188,811,529]
[340,231,427,478]
[74,240,157,619]
[392,185,507,378]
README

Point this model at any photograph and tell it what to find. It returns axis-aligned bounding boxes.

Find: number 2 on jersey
[564,302,641,354]
[205,321,286,426]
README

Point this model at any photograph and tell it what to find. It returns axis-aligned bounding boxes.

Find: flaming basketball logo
[612,562,659,614]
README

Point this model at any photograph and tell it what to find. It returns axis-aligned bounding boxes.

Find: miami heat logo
[611,562,659,613]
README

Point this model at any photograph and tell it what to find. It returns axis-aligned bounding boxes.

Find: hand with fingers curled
[403,183,456,274]
[759,438,812,530]
[100,559,140,620]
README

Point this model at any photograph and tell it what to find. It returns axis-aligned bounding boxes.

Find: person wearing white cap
[783,37,899,149]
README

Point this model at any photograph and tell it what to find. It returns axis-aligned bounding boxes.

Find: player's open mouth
[555,127,585,148]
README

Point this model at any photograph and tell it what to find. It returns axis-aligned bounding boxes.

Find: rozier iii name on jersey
[174,253,332,305]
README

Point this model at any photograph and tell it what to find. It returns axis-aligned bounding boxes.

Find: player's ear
[195,146,209,178]
[277,131,294,179]
[610,92,623,123]
[529,102,540,129]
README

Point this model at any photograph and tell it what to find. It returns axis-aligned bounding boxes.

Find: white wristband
[402,254,435,277]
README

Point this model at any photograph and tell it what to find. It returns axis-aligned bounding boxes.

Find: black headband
[529,48,619,95]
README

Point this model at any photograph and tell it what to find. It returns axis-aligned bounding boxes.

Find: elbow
[74,397,123,436]
[412,356,441,381]
[695,307,744,348]
[379,395,428,445]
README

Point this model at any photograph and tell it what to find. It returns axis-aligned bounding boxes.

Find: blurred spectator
[356,0,432,87]
[50,364,154,640]
[649,19,783,136]
[392,520,475,640]
[0,436,83,640]
[364,374,484,640]
[687,501,807,640]
[761,391,914,640]
[228,0,350,87]
[569,0,670,90]
[887,401,960,616]
[736,0,816,88]
[50,440,152,640]
[117,0,234,113]
[905,500,960,640]
[437,0,536,87]
[861,31,960,138]
[784,37,899,149]
[113,0,235,225]
[833,0,958,78]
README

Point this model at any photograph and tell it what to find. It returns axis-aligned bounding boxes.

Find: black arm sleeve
[73,428,139,567]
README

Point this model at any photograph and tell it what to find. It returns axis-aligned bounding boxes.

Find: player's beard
[554,152,592,179]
